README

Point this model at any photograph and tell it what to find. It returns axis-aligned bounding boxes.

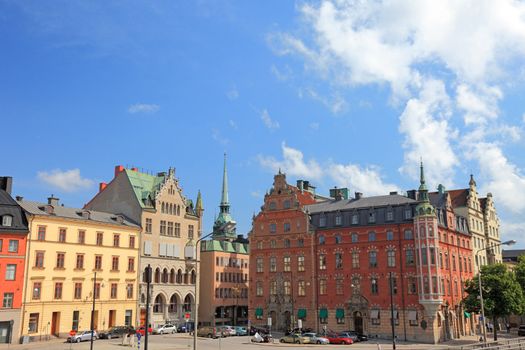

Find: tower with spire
[212,153,237,240]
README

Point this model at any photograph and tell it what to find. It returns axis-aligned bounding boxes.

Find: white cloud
[37,169,94,192]
[258,143,322,180]
[270,64,292,81]
[302,88,348,114]
[456,84,503,125]
[229,119,238,130]
[522,113,525,124]
[211,129,229,145]
[226,87,239,100]
[309,122,319,130]
[329,163,400,196]
[260,109,280,130]
[128,103,160,114]
[250,191,262,198]
[500,220,525,246]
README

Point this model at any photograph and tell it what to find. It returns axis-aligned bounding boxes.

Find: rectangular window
[94,283,101,299]
[335,252,343,269]
[2,293,13,308]
[95,255,102,270]
[256,282,263,296]
[319,254,327,270]
[369,251,377,268]
[54,282,63,299]
[283,222,290,232]
[298,281,306,296]
[270,281,277,295]
[336,278,343,295]
[386,231,394,240]
[404,208,412,219]
[33,282,42,300]
[56,253,65,268]
[319,279,327,295]
[284,281,291,295]
[174,223,181,237]
[113,234,120,247]
[37,226,46,241]
[389,276,398,295]
[352,251,360,268]
[0,239,2,252]
[78,230,85,244]
[335,215,342,226]
[58,228,67,243]
[422,248,428,265]
[298,256,305,272]
[110,283,118,299]
[371,279,379,294]
[368,212,376,223]
[386,211,394,221]
[352,214,359,225]
[129,236,135,248]
[270,257,277,272]
[283,256,291,272]
[74,283,82,299]
[8,240,18,253]
[368,232,376,241]
[72,311,80,331]
[127,257,135,272]
[126,284,134,299]
[145,218,152,233]
[112,256,119,271]
[5,264,16,280]
[35,252,44,268]
[406,249,415,266]
[256,258,263,273]
[269,223,276,233]
[76,254,84,269]
[96,232,103,246]
[167,221,174,236]
[160,220,167,235]
[404,229,413,239]
[319,217,326,227]
[188,225,194,239]
[408,277,417,294]
[387,250,396,267]
[28,313,39,333]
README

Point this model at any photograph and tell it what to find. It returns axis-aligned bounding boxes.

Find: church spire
[195,190,203,217]
[418,161,429,201]
[220,153,230,214]
[213,153,236,240]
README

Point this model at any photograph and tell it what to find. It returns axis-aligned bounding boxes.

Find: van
[197,326,222,339]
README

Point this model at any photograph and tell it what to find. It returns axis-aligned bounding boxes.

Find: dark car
[250,326,270,336]
[177,322,195,333]
[345,330,368,342]
[518,325,525,336]
[99,326,134,339]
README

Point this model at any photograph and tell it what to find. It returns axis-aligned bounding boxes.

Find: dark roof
[306,194,416,214]
[19,200,140,228]
[0,189,29,234]
[479,198,487,211]
[502,249,525,260]
[448,189,468,208]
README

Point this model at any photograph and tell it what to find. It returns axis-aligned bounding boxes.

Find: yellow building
[18,196,140,340]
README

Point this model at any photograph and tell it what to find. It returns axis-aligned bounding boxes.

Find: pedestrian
[506,323,511,333]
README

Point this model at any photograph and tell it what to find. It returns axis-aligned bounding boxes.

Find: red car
[326,333,354,345]
[136,326,153,336]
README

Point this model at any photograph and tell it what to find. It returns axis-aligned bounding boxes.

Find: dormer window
[351,214,359,225]
[2,215,13,227]
[283,200,291,209]
[386,210,393,221]
[368,211,376,223]
[335,214,342,226]
[319,216,326,227]
[269,202,276,210]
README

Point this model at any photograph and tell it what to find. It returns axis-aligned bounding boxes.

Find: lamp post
[193,231,214,350]
[389,272,396,350]
[476,239,516,343]
[90,271,97,350]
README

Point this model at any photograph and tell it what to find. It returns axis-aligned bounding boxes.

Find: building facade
[85,166,202,327]
[199,155,249,326]
[249,165,475,343]
[18,196,140,340]
[0,177,29,344]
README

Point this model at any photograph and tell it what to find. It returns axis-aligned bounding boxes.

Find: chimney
[297,180,304,192]
[0,177,13,195]
[131,167,138,172]
[389,191,398,195]
[16,196,23,202]
[330,187,349,201]
[99,182,107,192]
[355,192,363,200]
[406,190,417,200]
[114,165,125,177]
[48,195,59,207]
[157,172,166,177]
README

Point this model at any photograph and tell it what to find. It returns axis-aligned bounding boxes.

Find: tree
[514,255,525,292]
[463,263,525,341]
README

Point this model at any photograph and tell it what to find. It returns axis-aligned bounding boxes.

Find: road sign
[185,313,191,321]
[267,317,272,327]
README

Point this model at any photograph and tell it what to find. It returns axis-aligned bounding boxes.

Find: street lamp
[477,239,516,343]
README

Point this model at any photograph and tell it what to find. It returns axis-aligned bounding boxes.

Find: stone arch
[162,268,169,283]
[168,293,181,313]
[154,267,161,283]
[161,202,165,213]
[177,269,183,284]
[184,271,189,284]
[153,293,167,313]
[183,293,194,312]
[170,269,176,284]
[169,203,173,215]
[190,269,196,284]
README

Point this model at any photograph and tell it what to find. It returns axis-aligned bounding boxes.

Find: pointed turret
[213,153,236,240]
[416,161,435,216]
[469,174,477,188]
[195,190,203,217]
[220,153,229,213]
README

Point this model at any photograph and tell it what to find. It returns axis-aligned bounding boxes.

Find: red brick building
[0,177,29,344]
[249,165,474,344]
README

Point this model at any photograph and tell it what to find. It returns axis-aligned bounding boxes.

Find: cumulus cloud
[128,103,160,114]
[37,169,94,192]
[260,109,280,130]
[309,122,319,130]
[226,87,239,100]
[258,143,322,180]
[300,87,348,114]
[229,119,238,130]
[456,84,503,125]
[329,163,400,196]
[211,129,229,145]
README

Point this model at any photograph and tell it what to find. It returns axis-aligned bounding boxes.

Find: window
[386,211,394,221]
[335,235,342,244]
[404,229,413,239]
[8,240,18,253]
[389,276,398,295]
[284,222,290,232]
[72,310,80,331]
[111,283,118,299]
[75,254,84,269]
[58,228,67,243]
[126,284,133,299]
[174,223,181,237]
[256,241,263,250]
[270,240,276,248]
[160,221,167,235]
[78,230,85,244]
[284,256,291,272]
[409,311,418,326]
[298,280,306,296]
[35,252,44,268]
[387,249,396,267]
[351,233,358,243]
[29,313,39,333]
[56,253,65,268]
[297,239,304,247]
[96,232,103,246]
[74,283,82,299]
[429,247,436,265]
[284,200,291,209]
[145,218,152,233]
[319,235,325,245]
[113,234,120,247]
[112,256,119,271]
[270,223,276,233]
[284,239,290,248]
[369,251,377,268]
[0,239,2,252]
[2,293,13,308]
[368,212,376,223]
[270,281,277,295]
[37,226,46,241]
[5,264,16,280]
[335,252,343,269]
[422,248,428,265]
[336,278,343,295]
[335,214,342,226]
[352,251,360,268]
[129,236,135,248]
[95,255,102,270]
[284,281,291,295]
[128,257,135,272]
[319,216,326,227]
[256,258,263,273]
[188,225,194,239]
[371,278,379,294]
[404,208,412,219]
[270,257,276,272]
[2,215,12,227]
[269,201,276,210]
[352,214,359,224]
[386,231,394,241]
[298,256,305,272]
[408,277,417,294]
[33,282,41,300]
[256,282,263,296]
[94,283,101,299]
[319,279,327,295]
[319,254,327,270]
[368,232,376,241]
[54,282,63,299]
[406,249,415,266]
[336,309,345,324]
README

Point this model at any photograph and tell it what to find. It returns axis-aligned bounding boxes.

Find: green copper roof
[221,153,229,206]
[200,239,249,254]
[415,161,435,216]
[195,190,203,214]
[125,169,165,208]
[213,153,237,240]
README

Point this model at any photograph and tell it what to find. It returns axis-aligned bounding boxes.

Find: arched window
[170,269,176,284]
[191,270,196,284]
[162,268,169,283]
[153,294,165,313]
[183,294,192,312]
[161,202,165,213]
[177,205,181,216]
[169,294,178,313]
[154,268,161,283]
[184,272,189,284]
[177,269,183,284]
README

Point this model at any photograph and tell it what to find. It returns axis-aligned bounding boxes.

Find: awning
[450,310,456,318]
[336,309,345,319]
[319,308,328,319]
[298,309,307,319]
[437,311,444,320]
[408,311,418,321]
[370,309,380,319]
[464,311,471,319]
[255,308,263,317]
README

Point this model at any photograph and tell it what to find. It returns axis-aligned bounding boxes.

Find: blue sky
[2,1,525,247]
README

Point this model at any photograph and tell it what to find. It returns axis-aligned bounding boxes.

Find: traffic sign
[185,313,191,321]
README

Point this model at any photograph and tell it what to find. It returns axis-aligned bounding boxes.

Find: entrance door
[51,312,60,336]
[354,311,363,334]
[109,310,116,328]
[92,311,99,330]
[283,311,291,331]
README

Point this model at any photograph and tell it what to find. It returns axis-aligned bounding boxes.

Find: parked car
[234,326,248,336]
[250,326,270,335]
[279,333,310,344]
[302,332,329,344]
[153,324,177,335]
[251,332,272,343]
[326,333,354,345]
[344,330,368,342]
[197,326,224,338]
[177,322,195,333]
[67,330,98,343]
[99,326,134,339]
[219,325,236,336]
[518,325,525,336]
[136,326,153,336]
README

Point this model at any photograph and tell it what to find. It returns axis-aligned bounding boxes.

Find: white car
[303,332,330,344]
[153,324,177,334]
[67,330,98,343]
